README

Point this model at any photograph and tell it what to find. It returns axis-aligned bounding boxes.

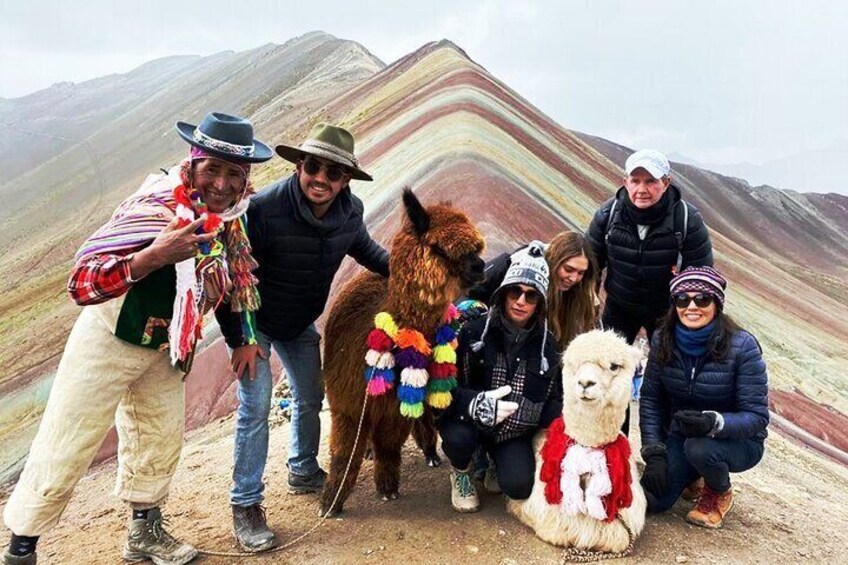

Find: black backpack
[604,197,690,273]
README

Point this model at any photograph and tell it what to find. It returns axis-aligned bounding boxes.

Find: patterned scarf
[74,152,261,369]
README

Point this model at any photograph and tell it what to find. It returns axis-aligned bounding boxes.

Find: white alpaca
[508,330,647,553]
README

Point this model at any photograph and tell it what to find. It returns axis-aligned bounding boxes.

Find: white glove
[469,385,519,427]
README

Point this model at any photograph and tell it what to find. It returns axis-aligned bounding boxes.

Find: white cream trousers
[4,297,184,536]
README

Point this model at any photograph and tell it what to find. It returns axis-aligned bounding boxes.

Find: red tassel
[603,434,633,522]
[539,416,567,505]
[366,328,393,351]
[428,362,456,378]
[204,213,222,232]
[174,185,193,207]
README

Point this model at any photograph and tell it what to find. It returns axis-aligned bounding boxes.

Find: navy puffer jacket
[639,329,769,446]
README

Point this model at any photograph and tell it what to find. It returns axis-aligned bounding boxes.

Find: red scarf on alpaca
[539,415,633,523]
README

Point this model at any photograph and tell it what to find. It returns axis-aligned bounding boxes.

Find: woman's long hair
[653,303,741,366]
[545,231,598,349]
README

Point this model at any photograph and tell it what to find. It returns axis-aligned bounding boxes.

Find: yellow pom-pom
[426,391,452,409]
[433,344,457,364]
[374,312,398,338]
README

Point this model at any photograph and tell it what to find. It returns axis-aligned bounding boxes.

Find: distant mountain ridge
[669,142,848,196]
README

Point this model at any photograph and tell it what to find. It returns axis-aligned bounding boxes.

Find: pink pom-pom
[367,377,392,396]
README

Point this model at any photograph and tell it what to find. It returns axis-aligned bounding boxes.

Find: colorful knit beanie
[669,266,727,306]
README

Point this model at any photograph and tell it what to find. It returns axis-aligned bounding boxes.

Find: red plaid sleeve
[68,249,137,306]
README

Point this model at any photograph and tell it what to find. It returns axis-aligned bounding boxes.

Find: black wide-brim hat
[176,112,273,163]
[275,123,373,181]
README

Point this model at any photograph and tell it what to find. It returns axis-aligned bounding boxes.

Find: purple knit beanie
[669,266,727,306]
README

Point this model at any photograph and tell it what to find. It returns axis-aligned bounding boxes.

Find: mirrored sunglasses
[303,158,346,182]
[672,292,714,308]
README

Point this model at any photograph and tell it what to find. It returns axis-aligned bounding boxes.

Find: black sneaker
[287,468,327,494]
[232,504,277,553]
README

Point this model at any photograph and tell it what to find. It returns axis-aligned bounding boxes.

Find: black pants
[601,299,665,344]
[644,435,764,512]
[438,417,535,500]
[602,299,665,436]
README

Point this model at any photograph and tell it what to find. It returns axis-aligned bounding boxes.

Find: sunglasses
[672,292,714,308]
[302,158,347,182]
[506,286,541,305]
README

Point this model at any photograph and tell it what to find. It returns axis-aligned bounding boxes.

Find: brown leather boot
[686,486,734,528]
[681,477,705,501]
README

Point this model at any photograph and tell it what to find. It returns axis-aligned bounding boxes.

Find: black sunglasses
[303,158,346,182]
[672,292,714,308]
[506,286,541,305]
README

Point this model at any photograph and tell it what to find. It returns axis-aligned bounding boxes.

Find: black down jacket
[587,185,713,312]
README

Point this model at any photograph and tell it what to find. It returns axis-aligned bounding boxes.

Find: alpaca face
[561,330,641,413]
[393,189,485,304]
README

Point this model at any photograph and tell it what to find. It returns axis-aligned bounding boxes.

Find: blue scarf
[674,321,715,359]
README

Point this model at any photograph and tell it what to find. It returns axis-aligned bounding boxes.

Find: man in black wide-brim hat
[2,112,271,565]
[216,123,388,552]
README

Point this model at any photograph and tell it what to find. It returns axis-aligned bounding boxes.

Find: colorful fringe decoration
[169,185,211,367]
[168,177,260,369]
[363,304,461,418]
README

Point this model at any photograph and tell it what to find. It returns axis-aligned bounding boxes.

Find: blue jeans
[230,325,324,506]
[644,434,764,512]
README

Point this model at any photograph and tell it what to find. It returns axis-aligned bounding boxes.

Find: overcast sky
[2,1,846,166]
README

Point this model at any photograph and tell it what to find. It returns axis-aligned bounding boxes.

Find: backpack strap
[604,198,619,247]
[674,200,689,273]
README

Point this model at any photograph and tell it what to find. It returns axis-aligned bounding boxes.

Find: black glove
[641,452,668,497]
[674,410,717,437]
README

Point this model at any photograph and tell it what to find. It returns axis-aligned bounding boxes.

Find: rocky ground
[2,402,847,564]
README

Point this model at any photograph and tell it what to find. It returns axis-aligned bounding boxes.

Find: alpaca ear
[403,187,430,236]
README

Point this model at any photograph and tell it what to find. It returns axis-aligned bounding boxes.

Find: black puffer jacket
[639,329,770,446]
[446,314,562,442]
[218,173,388,344]
[587,185,713,311]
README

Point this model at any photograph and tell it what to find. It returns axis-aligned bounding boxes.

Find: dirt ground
[2,403,847,565]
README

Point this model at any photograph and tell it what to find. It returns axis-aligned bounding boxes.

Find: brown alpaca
[319,189,485,516]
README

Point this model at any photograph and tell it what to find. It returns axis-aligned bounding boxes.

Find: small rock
[498,529,506,537]
[378,545,385,551]
[466,545,479,554]
[676,555,689,563]
[363,548,374,556]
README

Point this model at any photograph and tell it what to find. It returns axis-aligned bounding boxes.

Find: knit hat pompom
[669,266,727,306]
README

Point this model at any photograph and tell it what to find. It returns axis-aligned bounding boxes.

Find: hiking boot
[287,468,327,494]
[483,466,502,494]
[3,550,36,565]
[122,507,198,565]
[686,486,734,529]
[232,504,277,552]
[681,477,705,502]
[450,467,480,513]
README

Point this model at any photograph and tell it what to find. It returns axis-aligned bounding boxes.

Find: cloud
[1,0,847,168]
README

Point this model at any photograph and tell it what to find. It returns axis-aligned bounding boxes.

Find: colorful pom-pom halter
[364,304,460,418]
